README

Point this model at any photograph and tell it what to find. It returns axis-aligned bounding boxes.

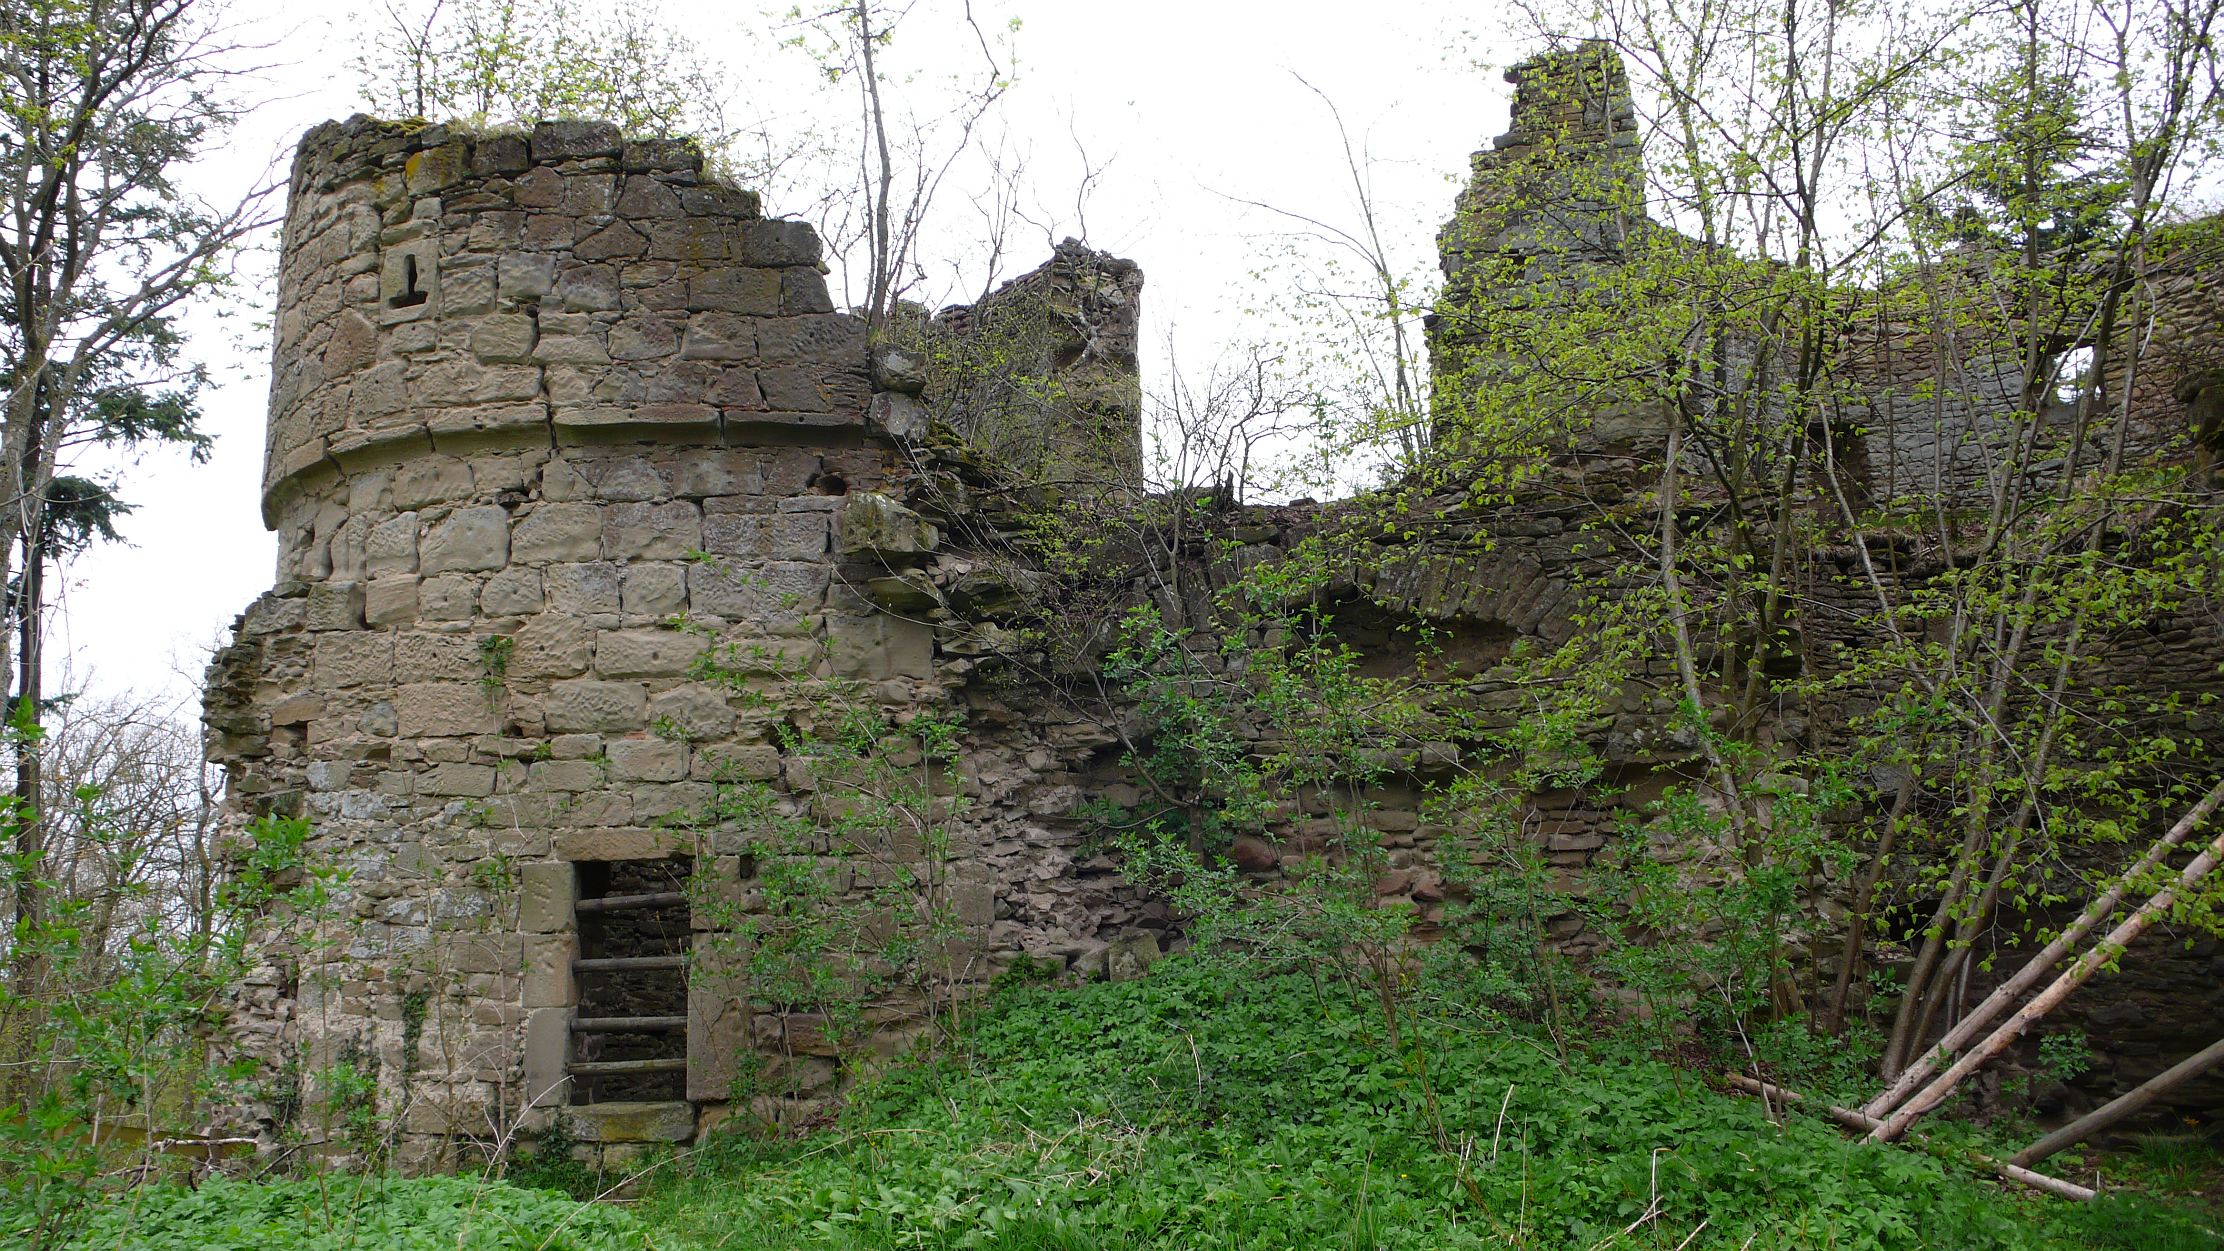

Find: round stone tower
[206,116,963,1160]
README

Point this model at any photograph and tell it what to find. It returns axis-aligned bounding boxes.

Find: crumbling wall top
[265,115,864,528]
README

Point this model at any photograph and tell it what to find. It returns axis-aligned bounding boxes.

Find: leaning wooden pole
[1864,779,2224,1121]
[1869,815,2224,1143]
[1723,1075,2095,1201]
[2011,1036,2224,1168]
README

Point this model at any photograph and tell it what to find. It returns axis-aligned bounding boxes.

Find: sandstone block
[553,827,681,861]
[398,682,499,737]
[757,366,827,411]
[242,593,308,635]
[621,564,687,617]
[314,632,395,689]
[568,1101,695,1144]
[418,574,480,620]
[498,252,556,300]
[420,505,511,574]
[670,451,762,497]
[632,781,712,823]
[689,269,780,314]
[366,513,420,575]
[555,263,620,311]
[306,582,365,631]
[481,566,545,616]
[392,457,474,509]
[693,743,781,782]
[687,559,827,622]
[531,120,621,161]
[544,680,648,733]
[532,334,610,367]
[703,512,828,561]
[680,312,754,360]
[648,684,734,740]
[521,1007,570,1108]
[544,562,622,616]
[827,614,934,681]
[610,315,679,360]
[528,759,604,792]
[325,309,377,375]
[781,268,835,314]
[575,220,648,261]
[736,219,822,266]
[513,503,603,564]
[519,862,575,933]
[607,737,687,782]
[471,315,537,363]
[601,500,701,561]
[839,492,937,559]
[443,260,496,316]
[521,933,577,1008]
[511,615,594,680]
[420,763,497,797]
[393,632,482,681]
[595,628,705,678]
[614,175,684,218]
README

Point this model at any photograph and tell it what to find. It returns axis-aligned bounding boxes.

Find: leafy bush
[636,960,2221,1250]
[56,1174,663,1251]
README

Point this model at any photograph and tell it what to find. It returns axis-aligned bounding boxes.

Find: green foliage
[636,962,2210,1250]
[505,1116,602,1202]
[53,1174,662,1251]
[0,810,348,1249]
[353,0,733,151]
[479,635,515,704]
[672,634,970,1097]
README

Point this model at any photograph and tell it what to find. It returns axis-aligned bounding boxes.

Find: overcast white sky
[55,0,1518,707]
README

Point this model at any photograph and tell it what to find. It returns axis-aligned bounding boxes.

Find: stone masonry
[206,116,1169,1159]
[208,53,2224,1162]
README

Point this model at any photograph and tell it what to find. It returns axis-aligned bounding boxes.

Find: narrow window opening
[568,856,691,1104]
[2051,344,2094,407]
[389,252,429,309]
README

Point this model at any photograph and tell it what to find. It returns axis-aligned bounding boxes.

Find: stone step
[562,1100,696,1144]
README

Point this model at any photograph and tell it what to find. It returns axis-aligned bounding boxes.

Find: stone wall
[209,116,1146,1158]
[919,239,1146,495]
[209,60,2224,1163]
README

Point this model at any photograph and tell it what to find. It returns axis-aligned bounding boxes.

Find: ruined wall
[1421,46,2224,1123]
[920,239,1146,495]
[210,54,2224,1164]
[207,116,1170,1160]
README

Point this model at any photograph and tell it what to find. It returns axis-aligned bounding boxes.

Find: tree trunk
[1869,802,2224,1142]
[1724,1074,2093,1200]
[1866,778,2224,1119]
[2012,1037,2224,1168]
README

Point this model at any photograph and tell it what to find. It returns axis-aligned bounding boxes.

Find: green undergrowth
[55,1173,664,1251]
[636,960,2220,1251]
[28,963,2219,1250]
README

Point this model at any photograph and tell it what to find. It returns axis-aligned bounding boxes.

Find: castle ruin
[205,45,2224,1164]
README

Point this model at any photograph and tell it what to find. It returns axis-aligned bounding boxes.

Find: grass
[26,960,2224,1250]
[55,1174,661,1250]
[629,960,2223,1250]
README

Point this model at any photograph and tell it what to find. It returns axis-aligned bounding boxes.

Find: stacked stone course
[211,57,2224,1163]
[210,116,1175,1158]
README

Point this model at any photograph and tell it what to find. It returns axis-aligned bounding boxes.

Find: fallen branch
[1722,1074,2095,1202]
[1870,803,2224,1143]
[2011,1036,2224,1168]
[1864,779,2224,1122]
